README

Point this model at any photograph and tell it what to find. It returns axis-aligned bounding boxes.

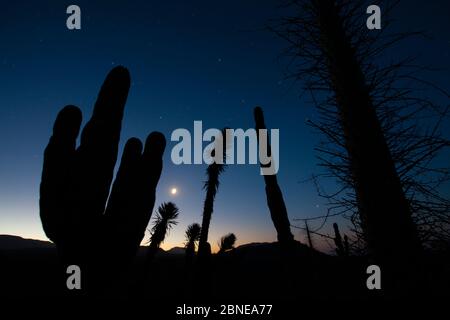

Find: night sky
[1,0,449,252]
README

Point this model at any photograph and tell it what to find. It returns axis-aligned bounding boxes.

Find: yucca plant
[145,202,179,264]
[198,129,229,258]
[218,233,237,254]
[185,223,201,263]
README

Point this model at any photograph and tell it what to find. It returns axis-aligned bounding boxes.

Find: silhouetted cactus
[311,0,420,263]
[185,223,201,264]
[254,107,294,245]
[333,223,348,257]
[145,202,179,264]
[218,233,237,254]
[198,129,229,258]
[39,66,166,294]
[344,235,349,256]
[305,221,314,249]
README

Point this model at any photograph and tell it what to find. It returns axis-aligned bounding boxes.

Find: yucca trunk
[198,167,220,258]
[146,223,166,263]
[199,188,215,250]
[185,242,196,264]
[312,0,420,263]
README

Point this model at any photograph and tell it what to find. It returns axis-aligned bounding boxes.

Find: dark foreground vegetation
[1,236,448,300]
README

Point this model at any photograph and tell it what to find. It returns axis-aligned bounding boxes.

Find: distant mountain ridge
[166,246,186,255]
[0,235,55,250]
[0,235,188,254]
[0,235,320,258]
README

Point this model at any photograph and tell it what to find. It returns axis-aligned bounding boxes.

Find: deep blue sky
[0,0,449,251]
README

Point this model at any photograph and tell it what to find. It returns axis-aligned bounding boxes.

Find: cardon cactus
[333,223,348,257]
[305,221,314,249]
[39,67,166,295]
[254,107,294,245]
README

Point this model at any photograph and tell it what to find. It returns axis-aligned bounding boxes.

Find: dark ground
[0,235,448,302]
